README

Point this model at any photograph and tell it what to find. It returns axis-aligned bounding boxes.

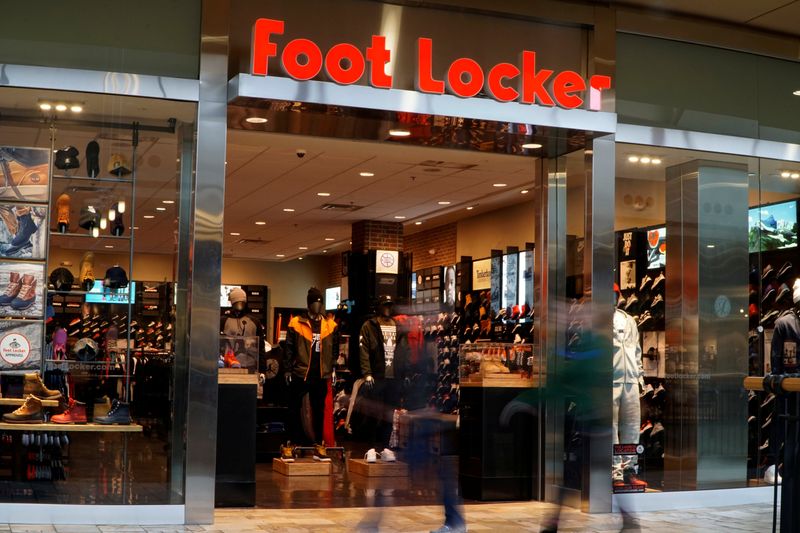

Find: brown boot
[0,272,20,305]
[23,373,62,400]
[3,395,44,423]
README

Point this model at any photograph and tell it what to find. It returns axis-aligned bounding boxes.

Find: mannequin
[612,283,646,487]
[220,287,264,370]
[359,295,409,463]
[284,287,337,459]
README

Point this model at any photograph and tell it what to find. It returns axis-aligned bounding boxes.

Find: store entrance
[218,100,594,510]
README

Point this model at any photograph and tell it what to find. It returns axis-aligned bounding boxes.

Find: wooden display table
[350,472,411,490]
[272,458,332,476]
[348,459,408,477]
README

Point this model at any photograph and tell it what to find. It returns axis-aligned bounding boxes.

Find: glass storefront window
[0,87,195,504]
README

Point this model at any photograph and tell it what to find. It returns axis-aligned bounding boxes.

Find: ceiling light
[707,244,715,249]
[100,217,108,230]
[438,201,451,205]
[794,90,800,96]
[359,171,375,177]
[132,226,139,230]
[493,183,507,188]
[325,237,335,241]
[143,215,155,219]
[651,158,662,165]
[283,208,295,212]
[322,250,328,253]
[782,171,792,178]
[415,221,423,225]
[55,104,67,112]
[466,206,474,211]
[298,257,304,261]
[70,105,83,113]
[640,156,652,164]
[394,215,406,219]
[793,173,800,180]
[389,129,411,137]
[117,200,126,213]
[245,117,268,124]
[156,207,166,211]
[91,227,99,238]
[230,232,240,236]
[317,192,331,197]
[104,245,114,249]
[276,254,286,258]
[521,189,529,194]
[109,208,117,221]
[39,103,51,111]
[522,143,542,149]
[162,200,174,204]
[628,156,639,163]
[585,149,593,155]
[255,221,267,225]
[298,246,308,250]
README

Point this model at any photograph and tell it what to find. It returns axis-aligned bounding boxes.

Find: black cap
[378,294,394,306]
[307,287,323,306]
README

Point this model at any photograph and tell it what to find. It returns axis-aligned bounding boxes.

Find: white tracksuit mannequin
[613,307,644,480]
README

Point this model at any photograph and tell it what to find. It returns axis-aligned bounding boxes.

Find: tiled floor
[0,501,776,532]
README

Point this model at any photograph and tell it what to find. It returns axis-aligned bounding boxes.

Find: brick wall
[404,223,457,271]
[351,220,404,253]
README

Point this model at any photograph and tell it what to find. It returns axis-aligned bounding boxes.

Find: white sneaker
[365,448,377,463]
[380,448,397,462]
[765,464,782,484]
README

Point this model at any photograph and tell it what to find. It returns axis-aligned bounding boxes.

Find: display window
[0,87,194,504]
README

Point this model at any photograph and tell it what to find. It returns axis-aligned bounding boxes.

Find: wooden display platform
[348,459,409,477]
[0,398,59,407]
[272,458,331,476]
[275,473,334,492]
[350,472,411,490]
[0,422,143,432]
[219,371,258,385]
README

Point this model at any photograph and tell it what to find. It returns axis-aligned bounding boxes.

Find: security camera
[296,149,307,158]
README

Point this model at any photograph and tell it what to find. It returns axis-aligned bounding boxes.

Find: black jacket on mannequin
[359,317,410,379]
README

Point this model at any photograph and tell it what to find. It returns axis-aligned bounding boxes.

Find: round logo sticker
[636,444,645,455]
[0,333,30,366]
[380,252,395,268]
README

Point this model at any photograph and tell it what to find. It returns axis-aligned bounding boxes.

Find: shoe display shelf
[0,422,142,432]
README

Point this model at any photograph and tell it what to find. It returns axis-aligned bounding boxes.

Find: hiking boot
[313,442,332,462]
[51,399,87,424]
[5,208,35,256]
[3,395,44,424]
[93,396,111,419]
[0,272,21,305]
[23,373,62,400]
[11,274,36,310]
[94,399,131,425]
[80,252,94,291]
[56,193,71,233]
[280,442,296,462]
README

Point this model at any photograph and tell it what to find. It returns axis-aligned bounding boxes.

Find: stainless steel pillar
[664,160,749,490]
[185,0,229,524]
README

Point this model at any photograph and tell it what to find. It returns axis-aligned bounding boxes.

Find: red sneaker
[52,399,88,424]
[224,349,242,368]
[625,473,648,488]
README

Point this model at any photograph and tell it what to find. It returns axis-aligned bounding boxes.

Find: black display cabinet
[459,386,538,501]
[215,376,257,507]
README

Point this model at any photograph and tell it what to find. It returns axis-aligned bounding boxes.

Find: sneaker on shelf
[365,448,378,463]
[380,448,397,462]
[650,294,664,308]
[313,443,332,462]
[637,311,653,328]
[639,275,653,292]
[624,471,648,488]
[639,420,653,435]
[280,442,296,463]
[639,383,654,398]
[617,295,627,308]
[764,464,782,485]
[651,272,666,290]
[761,393,776,410]
[624,294,639,311]
[652,384,666,399]
[223,350,241,368]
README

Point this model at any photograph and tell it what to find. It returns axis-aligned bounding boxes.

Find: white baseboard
[613,486,778,512]
[0,504,184,524]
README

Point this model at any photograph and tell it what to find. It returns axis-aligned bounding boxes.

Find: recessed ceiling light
[55,104,67,112]
[628,156,639,163]
[322,250,328,253]
[325,237,335,241]
[162,200,175,204]
[156,207,166,211]
[389,129,411,137]
[707,244,716,249]
[276,254,285,258]
[521,189,529,194]
[230,232,240,236]
[298,257,304,260]
[299,246,308,250]
[104,245,114,249]
[793,90,800,96]
[255,221,267,225]
[70,105,83,113]
[132,226,139,230]
[522,143,542,149]
[466,206,474,210]
[640,156,652,164]
[781,171,791,178]
[493,183,507,187]
[317,192,331,197]
[651,158,662,165]
[438,201,451,205]
[245,117,268,124]
[394,215,406,219]
[143,215,155,219]
[39,103,51,111]
[793,173,800,179]
[359,171,375,177]
[283,208,295,212]
[415,221,423,225]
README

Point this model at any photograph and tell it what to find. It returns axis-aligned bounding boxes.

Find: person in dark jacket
[359,295,410,462]
[284,287,337,452]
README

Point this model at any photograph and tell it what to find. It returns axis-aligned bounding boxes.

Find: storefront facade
[0,0,795,524]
